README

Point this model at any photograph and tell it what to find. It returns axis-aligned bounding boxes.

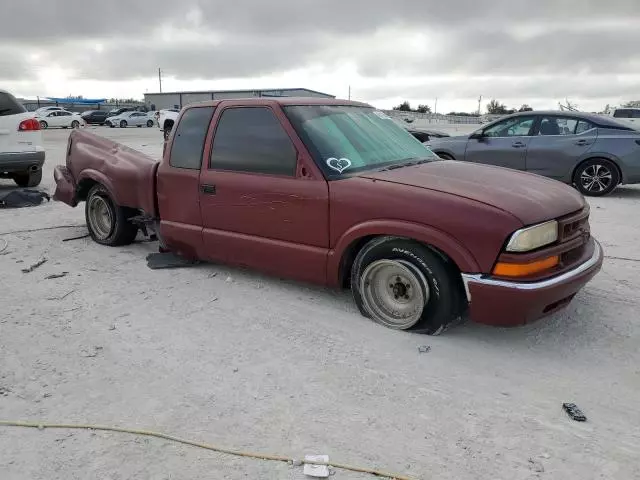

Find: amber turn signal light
[493,256,559,278]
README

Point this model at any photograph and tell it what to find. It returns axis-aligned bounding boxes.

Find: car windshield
[284,105,438,177]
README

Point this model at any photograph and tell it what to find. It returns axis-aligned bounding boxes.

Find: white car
[36,110,84,129]
[0,89,45,187]
[610,107,640,129]
[156,109,180,139]
[106,111,155,128]
[34,106,64,116]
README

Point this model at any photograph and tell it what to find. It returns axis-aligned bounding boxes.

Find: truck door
[156,106,216,259]
[198,104,330,284]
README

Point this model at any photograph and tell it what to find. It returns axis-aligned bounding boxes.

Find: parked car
[426,111,640,196]
[609,107,640,129]
[53,98,602,335]
[105,111,155,128]
[81,110,110,125]
[156,108,180,140]
[36,110,84,129]
[406,127,450,143]
[0,88,45,187]
[34,106,64,116]
[107,107,135,118]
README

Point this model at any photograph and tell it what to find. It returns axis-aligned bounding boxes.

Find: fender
[76,169,119,203]
[327,219,481,287]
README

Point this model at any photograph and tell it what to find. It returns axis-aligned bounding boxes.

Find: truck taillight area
[18,118,41,131]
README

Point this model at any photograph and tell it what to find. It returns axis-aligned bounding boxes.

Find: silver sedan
[106,112,155,129]
[426,111,640,196]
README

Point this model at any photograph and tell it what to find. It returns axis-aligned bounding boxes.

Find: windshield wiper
[378,158,432,172]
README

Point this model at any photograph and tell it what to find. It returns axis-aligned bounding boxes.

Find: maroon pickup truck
[54,98,603,334]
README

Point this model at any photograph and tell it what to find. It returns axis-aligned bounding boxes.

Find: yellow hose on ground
[0,420,417,480]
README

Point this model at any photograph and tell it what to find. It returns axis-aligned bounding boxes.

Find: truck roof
[186,97,372,108]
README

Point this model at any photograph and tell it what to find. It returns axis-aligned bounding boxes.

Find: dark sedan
[81,110,109,125]
[426,111,640,196]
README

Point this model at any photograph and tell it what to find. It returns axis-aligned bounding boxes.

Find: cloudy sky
[2,0,639,113]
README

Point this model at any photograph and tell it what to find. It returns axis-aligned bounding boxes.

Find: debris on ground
[418,345,431,353]
[208,272,218,278]
[21,258,47,273]
[563,403,587,422]
[303,455,330,478]
[47,289,75,301]
[80,346,103,358]
[146,252,199,270]
[45,272,68,280]
[0,189,50,209]
[108,324,117,331]
[226,276,233,283]
[62,233,90,242]
[528,458,545,473]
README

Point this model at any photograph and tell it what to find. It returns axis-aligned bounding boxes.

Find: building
[144,88,335,110]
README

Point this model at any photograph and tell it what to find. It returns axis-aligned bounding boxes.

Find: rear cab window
[210,107,297,176]
[0,92,27,117]
[169,106,215,169]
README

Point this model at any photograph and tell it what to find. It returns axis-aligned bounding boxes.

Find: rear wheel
[146,120,154,127]
[351,237,465,335]
[573,158,619,196]
[85,184,138,246]
[14,169,42,188]
[120,120,128,128]
[71,120,80,128]
[39,121,48,129]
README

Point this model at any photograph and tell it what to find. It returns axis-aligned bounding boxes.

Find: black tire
[351,237,465,335]
[39,121,48,129]
[120,120,127,128]
[163,126,171,141]
[85,184,138,246]
[146,120,154,127]
[436,152,454,160]
[14,169,42,188]
[71,120,80,128]
[573,158,619,197]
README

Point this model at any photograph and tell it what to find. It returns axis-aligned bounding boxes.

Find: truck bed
[54,129,159,217]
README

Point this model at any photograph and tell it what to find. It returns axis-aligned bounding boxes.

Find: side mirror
[470,131,485,140]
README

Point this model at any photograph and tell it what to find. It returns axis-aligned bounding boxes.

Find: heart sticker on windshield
[326,157,352,173]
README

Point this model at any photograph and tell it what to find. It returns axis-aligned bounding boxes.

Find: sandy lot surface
[1,127,639,480]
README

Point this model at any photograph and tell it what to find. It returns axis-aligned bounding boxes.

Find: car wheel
[573,158,619,197]
[120,120,127,128]
[163,127,171,141]
[436,153,454,160]
[14,169,42,188]
[85,184,139,246]
[39,121,48,129]
[351,237,465,335]
[146,120,154,127]
[71,120,80,128]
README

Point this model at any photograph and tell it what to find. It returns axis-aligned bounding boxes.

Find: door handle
[512,141,526,148]
[574,140,591,146]
[200,184,216,195]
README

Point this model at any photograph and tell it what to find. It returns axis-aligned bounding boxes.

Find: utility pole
[477,95,483,115]
[434,97,438,115]
[158,68,163,93]
[348,85,351,100]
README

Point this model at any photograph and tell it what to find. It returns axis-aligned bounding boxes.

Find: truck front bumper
[462,239,603,326]
[0,150,45,174]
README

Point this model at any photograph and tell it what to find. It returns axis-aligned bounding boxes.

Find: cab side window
[169,106,215,170]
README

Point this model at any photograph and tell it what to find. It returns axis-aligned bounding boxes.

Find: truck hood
[359,160,585,225]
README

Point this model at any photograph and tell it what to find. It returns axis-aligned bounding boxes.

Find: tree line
[392,99,532,115]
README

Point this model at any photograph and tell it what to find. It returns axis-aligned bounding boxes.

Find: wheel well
[434,151,454,160]
[338,235,465,294]
[573,157,623,184]
[76,179,99,202]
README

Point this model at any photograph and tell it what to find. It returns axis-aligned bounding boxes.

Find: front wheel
[120,120,128,128]
[573,159,619,196]
[39,121,48,129]
[351,237,465,335]
[146,120,154,127]
[71,120,80,128]
[85,185,139,246]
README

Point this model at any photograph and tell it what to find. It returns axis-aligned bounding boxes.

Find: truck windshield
[284,105,438,178]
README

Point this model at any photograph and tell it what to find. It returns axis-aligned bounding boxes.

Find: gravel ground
[1,127,639,480]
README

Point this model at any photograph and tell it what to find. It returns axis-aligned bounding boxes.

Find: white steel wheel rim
[88,196,114,240]
[360,259,429,329]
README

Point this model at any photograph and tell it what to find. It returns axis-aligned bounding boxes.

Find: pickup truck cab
[54,98,603,334]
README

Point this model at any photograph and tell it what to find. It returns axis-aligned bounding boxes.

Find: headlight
[506,220,558,252]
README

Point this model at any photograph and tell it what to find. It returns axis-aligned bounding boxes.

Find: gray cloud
[0,50,31,80]
[3,0,640,103]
